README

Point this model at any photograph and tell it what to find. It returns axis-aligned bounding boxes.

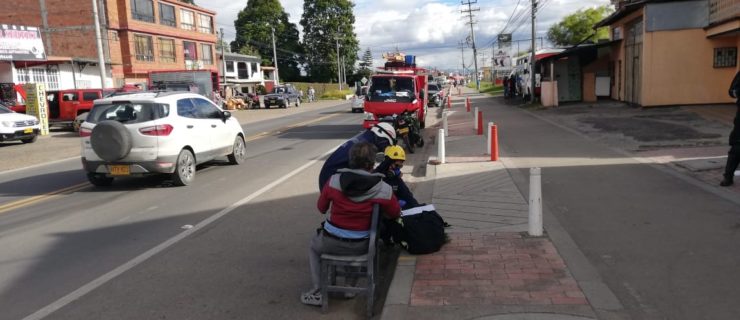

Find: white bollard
[474,107,479,130]
[486,122,493,155]
[528,167,543,236]
[443,112,449,137]
[438,128,446,164]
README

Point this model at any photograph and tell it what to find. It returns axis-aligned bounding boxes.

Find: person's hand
[399,199,406,207]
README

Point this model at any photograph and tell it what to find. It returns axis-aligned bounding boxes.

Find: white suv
[80,92,247,187]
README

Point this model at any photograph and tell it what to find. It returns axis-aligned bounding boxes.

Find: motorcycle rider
[318,122,397,190]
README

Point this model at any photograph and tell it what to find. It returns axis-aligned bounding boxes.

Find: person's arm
[379,195,402,219]
[730,71,740,99]
[317,183,331,214]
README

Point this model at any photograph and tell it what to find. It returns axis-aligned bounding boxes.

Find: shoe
[300,289,322,306]
[720,178,734,187]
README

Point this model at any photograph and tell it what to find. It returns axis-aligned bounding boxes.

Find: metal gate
[625,18,643,106]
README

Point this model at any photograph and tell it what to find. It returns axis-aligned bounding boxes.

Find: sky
[200,0,610,72]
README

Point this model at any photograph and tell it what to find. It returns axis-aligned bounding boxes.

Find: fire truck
[362,53,428,129]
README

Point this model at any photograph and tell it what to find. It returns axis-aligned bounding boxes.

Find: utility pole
[458,40,466,79]
[219,27,226,86]
[530,0,537,103]
[336,31,342,90]
[91,0,107,88]
[270,25,279,86]
[461,0,480,91]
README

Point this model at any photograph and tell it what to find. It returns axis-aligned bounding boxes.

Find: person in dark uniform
[721,71,740,187]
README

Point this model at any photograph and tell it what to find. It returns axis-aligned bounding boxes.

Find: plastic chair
[319,204,380,318]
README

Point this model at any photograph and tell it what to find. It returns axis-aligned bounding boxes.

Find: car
[263,84,301,108]
[0,102,40,144]
[351,85,368,113]
[79,92,247,187]
[426,84,442,108]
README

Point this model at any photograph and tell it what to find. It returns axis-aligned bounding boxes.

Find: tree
[300,0,359,83]
[546,5,614,47]
[231,0,303,82]
[353,48,373,84]
[180,0,195,4]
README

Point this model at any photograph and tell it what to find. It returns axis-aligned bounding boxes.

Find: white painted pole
[528,167,543,236]
[474,107,479,130]
[438,128,446,164]
[486,122,493,155]
[443,111,449,137]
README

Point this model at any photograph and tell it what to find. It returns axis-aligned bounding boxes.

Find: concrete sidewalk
[382,88,624,320]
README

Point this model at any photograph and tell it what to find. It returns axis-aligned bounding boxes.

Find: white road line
[22,146,339,320]
[0,156,80,177]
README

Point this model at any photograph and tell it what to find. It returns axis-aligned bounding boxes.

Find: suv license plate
[109,165,130,176]
[23,128,33,134]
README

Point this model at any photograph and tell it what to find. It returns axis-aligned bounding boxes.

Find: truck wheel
[403,135,415,154]
[21,135,37,143]
[172,149,195,186]
[283,99,289,108]
[265,104,270,109]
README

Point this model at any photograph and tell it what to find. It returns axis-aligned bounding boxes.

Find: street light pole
[270,25,279,86]
[219,27,226,87]
[91,0,107,88]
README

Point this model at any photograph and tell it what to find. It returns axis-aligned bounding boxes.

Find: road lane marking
[0,183,89,214]
[22,145,339,320]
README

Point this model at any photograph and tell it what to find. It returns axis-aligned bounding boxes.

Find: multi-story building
[0,0,218,90]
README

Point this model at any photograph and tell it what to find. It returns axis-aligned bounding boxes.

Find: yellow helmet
[384,145,406,161]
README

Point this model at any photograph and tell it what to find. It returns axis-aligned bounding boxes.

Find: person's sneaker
[720,178,734,187]
[300,289,322,306]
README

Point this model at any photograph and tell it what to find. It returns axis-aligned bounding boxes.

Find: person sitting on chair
[301,142,401,306]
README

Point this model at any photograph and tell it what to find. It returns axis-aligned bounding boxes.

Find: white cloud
[200,0,610,70]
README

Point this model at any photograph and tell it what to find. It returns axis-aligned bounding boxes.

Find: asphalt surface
[0,102,401,320]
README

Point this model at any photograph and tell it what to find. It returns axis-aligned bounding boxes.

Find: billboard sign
[0,25,46,61]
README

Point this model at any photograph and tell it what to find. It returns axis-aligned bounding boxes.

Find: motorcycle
[378,111,424,154]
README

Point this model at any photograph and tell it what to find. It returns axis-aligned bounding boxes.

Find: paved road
[0,102,401,320]
[478,95,740,320]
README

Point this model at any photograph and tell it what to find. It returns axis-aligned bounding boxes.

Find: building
[221,52,265,94]
[0,0,218,91]
[593,0,738,106]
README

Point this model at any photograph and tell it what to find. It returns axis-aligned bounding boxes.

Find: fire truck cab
[362,53,428,129]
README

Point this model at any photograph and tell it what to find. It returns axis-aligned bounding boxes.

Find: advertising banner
[23,83,49,135]
[0,25,47,61]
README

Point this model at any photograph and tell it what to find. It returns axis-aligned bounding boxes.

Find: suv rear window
[82,92,100,101]
[86,102,169,124]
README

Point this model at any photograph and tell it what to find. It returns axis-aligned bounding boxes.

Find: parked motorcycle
[395,110,424,153]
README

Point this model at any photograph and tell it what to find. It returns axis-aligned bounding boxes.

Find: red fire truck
[362,53,428,129]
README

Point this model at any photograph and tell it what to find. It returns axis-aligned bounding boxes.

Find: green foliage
[300,0,359,83]
[256,84,267,95]
[546,5,614,46]
[478,82,504,95]
[180,0,195,4]
[231,0,303,81]
[288,82,341,99]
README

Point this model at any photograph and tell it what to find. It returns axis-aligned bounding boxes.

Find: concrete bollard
[438,128,446,164]
[486,122,493,155]
[474,107,479,130]
[491,124,499,161]
[443,112,449,137]
[466,97,471,112]
[528,167,543,237]
[447,96,451,109]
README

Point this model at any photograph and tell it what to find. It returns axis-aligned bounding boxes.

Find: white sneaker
[300,289,322,306]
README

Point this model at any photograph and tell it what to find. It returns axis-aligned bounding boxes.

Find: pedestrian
[308,87,316,102]
[301,142,401,306]
[374,145,418,209]
[503,77,509,98]
[721,70,740,187]
[317,122,396,190]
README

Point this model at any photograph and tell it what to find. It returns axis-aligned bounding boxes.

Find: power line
[461,0,480,91]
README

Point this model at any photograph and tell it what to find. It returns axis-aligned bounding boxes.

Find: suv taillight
[139,124,173,136]
[79,127,92,137]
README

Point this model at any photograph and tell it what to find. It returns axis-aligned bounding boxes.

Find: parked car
[263,84,301,108]
[79,92,247,187]
[427,84,442,108]
[0,102,40,144]
[351,86,369,113]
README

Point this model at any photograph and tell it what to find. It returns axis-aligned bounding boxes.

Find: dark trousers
[724,145,740,180]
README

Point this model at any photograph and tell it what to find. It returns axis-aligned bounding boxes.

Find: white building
[221,52,265,94]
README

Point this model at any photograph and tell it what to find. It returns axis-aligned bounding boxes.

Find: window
[62,92,78,101]
[87,102,168,124]
[159,38,175,63]
[159,3,176,27]
[183,41,197,61]
[225,61,234,72]
[17,68,59,90]
[82,92,100,101]
[200,44,213,64]
[134,35,154,61]
[16,68,30,83]
[192,98,221,118]
[714,47,737,68]
[198,14,213,34]
[180,10,195,31]
[131,0,154,23]
[177,99,198,118]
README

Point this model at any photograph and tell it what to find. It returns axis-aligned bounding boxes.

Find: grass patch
[321,89,353,100]
[467,81,504,95]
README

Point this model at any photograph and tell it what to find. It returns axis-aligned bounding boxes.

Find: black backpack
[395,205,447,254]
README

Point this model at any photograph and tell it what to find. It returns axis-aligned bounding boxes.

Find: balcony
[709,0,739,25]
